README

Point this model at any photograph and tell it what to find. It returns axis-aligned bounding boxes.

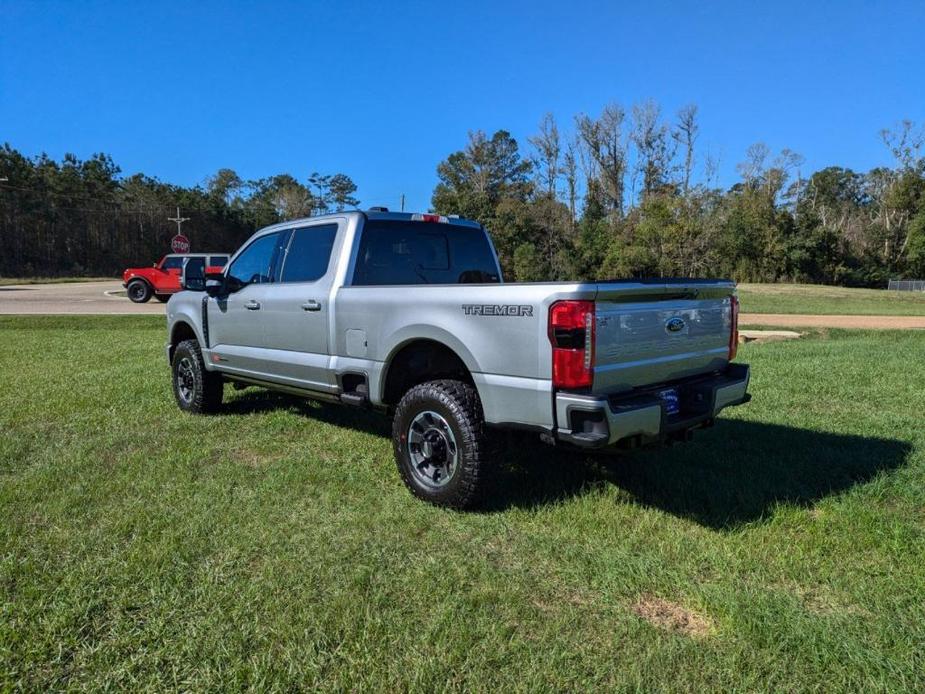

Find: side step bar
[340,392,368,407]
[225,373,372,408]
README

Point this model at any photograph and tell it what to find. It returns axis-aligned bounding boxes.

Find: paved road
[0,281,165,314]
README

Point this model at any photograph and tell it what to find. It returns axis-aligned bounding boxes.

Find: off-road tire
[392,379,491,509]
[154,294,170,303]
[171,339,223,414]
[127,279,152,303]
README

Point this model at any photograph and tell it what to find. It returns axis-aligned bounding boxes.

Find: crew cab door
[207,231,289,377]
[258,222,340,393]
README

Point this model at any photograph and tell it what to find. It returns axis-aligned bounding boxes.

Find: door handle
[245,300,261,310]
[301,300,321,312]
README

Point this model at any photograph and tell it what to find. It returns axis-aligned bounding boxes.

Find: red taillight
[729,295,739,361]
[548,300,594,389]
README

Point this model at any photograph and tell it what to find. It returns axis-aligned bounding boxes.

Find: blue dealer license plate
[657,388,680,415]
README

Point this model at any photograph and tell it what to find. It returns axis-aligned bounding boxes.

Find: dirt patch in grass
[631,595,714,637]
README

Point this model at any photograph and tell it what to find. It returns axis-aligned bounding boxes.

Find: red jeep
[122,253,229,303]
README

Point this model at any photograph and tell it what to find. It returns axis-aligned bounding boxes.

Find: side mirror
[204,267,227,297]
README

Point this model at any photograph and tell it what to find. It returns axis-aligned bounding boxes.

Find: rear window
[352,220,500,286]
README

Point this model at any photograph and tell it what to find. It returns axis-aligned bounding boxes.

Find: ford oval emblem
[666,317,686,333]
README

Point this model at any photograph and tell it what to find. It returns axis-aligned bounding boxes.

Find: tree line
[2,104,924,284]
[0,147,358,277]
[434,107,925,286]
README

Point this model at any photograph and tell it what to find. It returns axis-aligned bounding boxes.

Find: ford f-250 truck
[166,209,750,508]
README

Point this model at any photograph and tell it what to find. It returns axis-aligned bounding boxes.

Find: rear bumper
[555,363,750,448]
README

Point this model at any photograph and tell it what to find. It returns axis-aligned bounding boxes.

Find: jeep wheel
[127,279,152,303]
[392,379,491,509]
[154,294,170,303]
[171,339,223,414]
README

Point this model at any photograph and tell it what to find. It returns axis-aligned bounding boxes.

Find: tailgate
[592,281,734,394]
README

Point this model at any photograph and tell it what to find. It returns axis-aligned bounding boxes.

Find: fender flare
[378,325,483,401]
[168,313,206,362]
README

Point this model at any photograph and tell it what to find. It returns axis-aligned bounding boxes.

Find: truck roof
[257,209,482,233]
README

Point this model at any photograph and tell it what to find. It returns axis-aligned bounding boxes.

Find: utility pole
[400,194,405,212]
[167,206,190,236]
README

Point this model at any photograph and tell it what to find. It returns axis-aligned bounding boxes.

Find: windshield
[352,220,500,285]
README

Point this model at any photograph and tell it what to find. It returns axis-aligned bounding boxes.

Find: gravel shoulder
[740,313,925,329]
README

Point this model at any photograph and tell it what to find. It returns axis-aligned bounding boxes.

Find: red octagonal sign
[171,234,190,253]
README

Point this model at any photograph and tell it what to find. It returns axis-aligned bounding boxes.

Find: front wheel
[392,379,491,509]
[171,339,223,414]
[126,279,152,303]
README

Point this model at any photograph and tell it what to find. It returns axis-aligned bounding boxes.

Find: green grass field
[2,317,924,690]
[737,283,925,315]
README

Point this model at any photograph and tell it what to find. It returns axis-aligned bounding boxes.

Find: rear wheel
[392,379,491,509]
[127,279,152,303]
[171,339,223,413]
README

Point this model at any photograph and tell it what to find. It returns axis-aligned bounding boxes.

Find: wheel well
[127,276,152,288]
[382,340,473,405]
[169,322,197,361]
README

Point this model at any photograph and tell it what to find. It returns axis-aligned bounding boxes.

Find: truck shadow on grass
[222,391,910,529]
[494,420,911,528]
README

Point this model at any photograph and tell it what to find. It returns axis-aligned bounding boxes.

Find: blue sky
[2,0,923,212]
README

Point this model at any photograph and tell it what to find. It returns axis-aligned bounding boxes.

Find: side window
[209,256,229,267]
[161,256,184,270]
[226,233,281,286]
[280,224,338,283]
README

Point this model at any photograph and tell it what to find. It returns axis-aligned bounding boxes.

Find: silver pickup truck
[166,209,750,507]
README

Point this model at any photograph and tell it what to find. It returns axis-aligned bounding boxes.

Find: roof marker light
[411,213,449,223]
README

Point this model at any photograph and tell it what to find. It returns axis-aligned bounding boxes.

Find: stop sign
[171,234,190,253]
